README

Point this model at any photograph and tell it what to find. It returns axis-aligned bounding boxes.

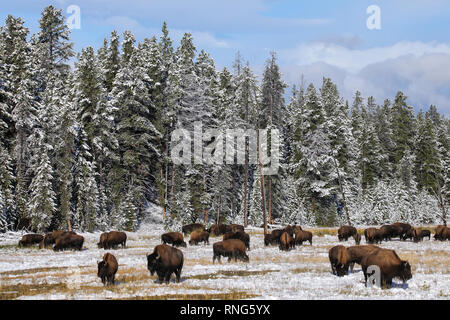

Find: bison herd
[13,222,450,289]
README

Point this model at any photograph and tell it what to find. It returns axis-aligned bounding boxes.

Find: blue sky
[2,0,450,115]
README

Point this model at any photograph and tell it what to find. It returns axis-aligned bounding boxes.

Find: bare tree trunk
[163,129,169,220]
[258,132,267,236]
[332,157,351,225]
[268,178,272,224]
[243,93,249,228]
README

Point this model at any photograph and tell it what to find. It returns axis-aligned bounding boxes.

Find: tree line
[0,6,448,233]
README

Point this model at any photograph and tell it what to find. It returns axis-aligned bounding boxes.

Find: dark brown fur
[294,230,313,245]
[97,232,109,248]
[97,253,118,286]
[361,248,412,288]
[212,239,249,263]
[208,223,232,236]
[181,223,205,235]
[53,233,84,251]
[338,225,357,241]
[279,231,294,251]
[364,227,382,244]
[223,231,250,250]
[103,231,127,249]
[328,245,350,276]
[147,244,184,284]
[189,230,210,245]
[413,229,431,242]
[346,245,380,272]
[161,232,187,247]
[39,231,75,249]
[18,234,43,247]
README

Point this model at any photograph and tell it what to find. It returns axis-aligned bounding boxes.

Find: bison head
[146,252,160,275]
[180,241,187,248]
[399,261,412,283]
[97,260,106,278]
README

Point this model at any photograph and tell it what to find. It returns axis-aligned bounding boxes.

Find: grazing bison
[97,253,118,286]
[438,227,450,241]
[379,225,395,241]
[18,234,43,247]
[269,229,285,244]
[364,228,382,244]
[294,230,313,245]
[161,232,187,248]
[346,245,380,272]
[264,233,277,246]
[413,229,431,242]
[337,225,357,241]
[213,239,249,263]
[279,232,294,251]
[328,245,350,276]
[182,223,205,235]
[403,228,415,241]
[208,223,232,236]
[189,230,210,245]
[147,244,184,284]
[97,232,109,248]
[223,231,250,250]
[391,222,413,240]
[103,231,127,249]
[361,248,412,288]
[53,233,84,251]
[40,231,75,249]
[434,225,448,240]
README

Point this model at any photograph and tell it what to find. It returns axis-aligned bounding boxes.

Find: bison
[147,244,184,284]
[103,231,127,249]
[223,231,250,250]
[391,222,413,240]
[292,225,302,234]
[97,253,118,286]
[402,228,415,241]
[434,225,449,241]
[328,245,350,276]
[269,229,285,244]
[97,232,109,248]
[361,248,412,288]
[53,233,84,251]
[379,225,395,241]
[264,233,277,246]
[353,233,362,245]
[229,224,245,233]
[208,223,232,236]
[279,232,294,251]
[337,225,357,241]
[294,230,313,246]
[213,239,249,263]
[438,227,450,241]
[40,231,75,249]
[182,223,205,235]
[18,234,43,247]
[189,230,210,245]
[413,229,431,242]
[346,244,380,273]
[364,228,382,244]
[161,232,187,247]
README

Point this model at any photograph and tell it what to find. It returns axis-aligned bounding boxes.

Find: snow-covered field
[0,224,449,300]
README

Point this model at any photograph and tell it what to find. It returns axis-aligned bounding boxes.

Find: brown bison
[353,233,362,245]
[379,225,395,241]
[279,232,294,251]
[403,228,415,241]
[294,230,313,245]
[413,229,431,242]
[53,233,84,251]
[182,223,205,235]
[283,225,295,237]
[328,245,350,276]
[147,244,184,284]
[18,234,43,247]
[337,225,357,241]
[40,231,75,249]
[102,231,127,249]
[437,226,450,241]
[434,225,449,240]
[264,233,277,246]
[223,231,250,250]
[269,229,285,244]
[364,228,383,244]
[161,232,187,247]
[208,223,232,236]
[292,225,302,234]
[97,232,109,248]
[189,230,210,245]
[97,253,118,286]
[391,222,413,240]
[213,239,249,263]
[361,248,412,288]
[346,245,380,272]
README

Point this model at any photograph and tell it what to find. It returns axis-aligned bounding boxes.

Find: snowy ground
[0,223,449,300]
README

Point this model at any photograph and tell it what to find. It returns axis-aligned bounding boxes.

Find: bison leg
[164,271,172,284]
